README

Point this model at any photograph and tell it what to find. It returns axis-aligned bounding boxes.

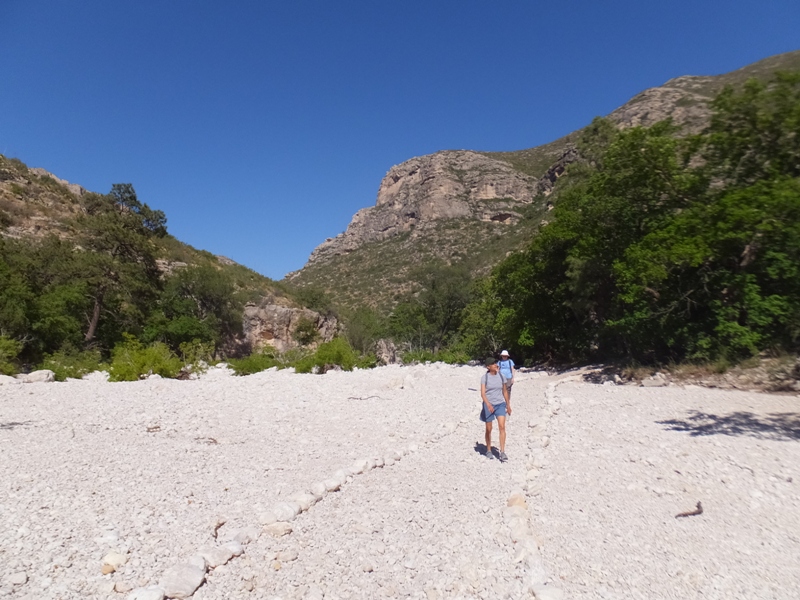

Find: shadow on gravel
[474,442,497,458]
[658,411,800,441]
[0,420,34,431]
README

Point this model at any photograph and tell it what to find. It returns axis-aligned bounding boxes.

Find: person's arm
[503,378,512,414]
[481,381,495,413]
[510,361,515,384]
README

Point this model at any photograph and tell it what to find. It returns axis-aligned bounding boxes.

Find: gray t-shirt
[482,372,506,406]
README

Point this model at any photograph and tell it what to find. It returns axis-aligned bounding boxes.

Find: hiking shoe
[484,449,495,460]
[498,451,508,462]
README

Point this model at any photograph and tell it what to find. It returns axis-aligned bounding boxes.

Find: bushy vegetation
[41,347,105,381]
[108,335,183,382]
[228,350,281,375]
[294,337,376,373]
[0,336,21,375]
[463,72,800,365]
[4,70,798,378]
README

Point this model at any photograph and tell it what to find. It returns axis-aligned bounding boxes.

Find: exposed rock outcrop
[304,151,538,264]
[28,168,87,197]
[607,76,715,133]
[242,299,338,353]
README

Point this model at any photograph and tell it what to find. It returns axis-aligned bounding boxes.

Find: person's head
[500,350,510,360]
[485,357,498,373]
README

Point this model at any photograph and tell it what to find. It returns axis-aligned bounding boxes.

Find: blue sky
[1,1,798,279]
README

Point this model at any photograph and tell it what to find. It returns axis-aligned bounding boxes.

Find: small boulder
[160,564,205,599]
[126,586,166,600]
[22,370,55,383]
[198,545,234,568]
[272,502,301,522]
[264,522,292,538]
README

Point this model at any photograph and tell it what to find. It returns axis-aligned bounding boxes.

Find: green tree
[144,264,240,352]
[76,184,166,346]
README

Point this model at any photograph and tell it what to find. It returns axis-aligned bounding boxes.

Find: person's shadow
[473,442,497,458]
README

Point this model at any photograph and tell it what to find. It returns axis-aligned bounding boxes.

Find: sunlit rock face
[306,150,538,264]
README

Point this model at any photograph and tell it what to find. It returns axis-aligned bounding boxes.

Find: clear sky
[1,1,798,279]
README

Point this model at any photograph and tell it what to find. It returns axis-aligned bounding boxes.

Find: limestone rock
[264,522,292,538]
[301,150,539,264]
[198,544,235,568]
[374,339,399,365]
[242,298,338,353]
[102,551,128,569]
[126,586,166,600]
[272,501,301,522]
[21,369,55,383]
[160,563,205,599]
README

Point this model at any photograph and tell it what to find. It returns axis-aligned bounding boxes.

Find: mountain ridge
[287,49,800,310]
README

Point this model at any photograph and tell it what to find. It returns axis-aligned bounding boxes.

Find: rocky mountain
[288,50,800,310]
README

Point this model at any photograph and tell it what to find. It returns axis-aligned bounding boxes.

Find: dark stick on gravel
[675,501,704,518]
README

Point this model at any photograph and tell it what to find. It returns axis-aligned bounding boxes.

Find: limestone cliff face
[305,150,539,264]
[607,75,717,133]
[242,298,338,353]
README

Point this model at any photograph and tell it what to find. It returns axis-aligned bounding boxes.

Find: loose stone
[126,586,166,600]
[160,563,206,599]
[265,522,293,537]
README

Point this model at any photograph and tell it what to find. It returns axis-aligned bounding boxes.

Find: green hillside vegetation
[0,162,370,377]
[4,53,799,376]
[457,72,800,365]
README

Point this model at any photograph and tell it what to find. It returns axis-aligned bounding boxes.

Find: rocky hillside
[0,155,334,353]
[288,50,800,310]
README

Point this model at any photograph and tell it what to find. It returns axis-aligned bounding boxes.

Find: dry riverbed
[1,364,798,599]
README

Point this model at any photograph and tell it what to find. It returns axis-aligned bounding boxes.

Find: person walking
[498,350,516,399]
[480,357,511,462]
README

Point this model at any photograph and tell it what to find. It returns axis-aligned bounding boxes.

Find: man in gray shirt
[480,357,511,461]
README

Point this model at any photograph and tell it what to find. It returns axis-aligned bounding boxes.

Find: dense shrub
[108,334,182,381]
[294,337,368,373]
[294,316,321,346]
[228,351,281,375]
[41,347,105,381]
[0,336,21,375]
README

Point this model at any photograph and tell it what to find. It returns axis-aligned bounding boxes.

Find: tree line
[371,72,800,366]
[3,71,798,376]
[0,184,240,374]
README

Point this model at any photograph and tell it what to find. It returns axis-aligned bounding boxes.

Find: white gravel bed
[537,381,800,600]
[0,364,497,599]
[195,375,546,600]
[4,363,797,600]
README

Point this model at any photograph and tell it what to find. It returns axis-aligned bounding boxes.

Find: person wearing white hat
[498,350,516,399]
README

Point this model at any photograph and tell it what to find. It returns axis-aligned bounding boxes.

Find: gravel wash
[536,379,800,600]
[2,364,798,599]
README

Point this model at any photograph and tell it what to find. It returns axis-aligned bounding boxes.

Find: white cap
[500,350,509,356]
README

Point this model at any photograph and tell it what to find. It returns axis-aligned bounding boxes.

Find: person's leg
[497,416,506,453]
[485,420,493,452]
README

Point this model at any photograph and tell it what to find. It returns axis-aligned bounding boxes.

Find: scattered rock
[115,581,134,593]
[126,585,166,600]
[160,563,206,599]
[198,544,235,568]
[103,551,128,569]
[264,522,292,538]
[20,369,55,383]
[7,572,27,586]
[272,501,301,522]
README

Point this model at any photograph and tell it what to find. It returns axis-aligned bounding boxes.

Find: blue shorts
[480,402,507,422]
